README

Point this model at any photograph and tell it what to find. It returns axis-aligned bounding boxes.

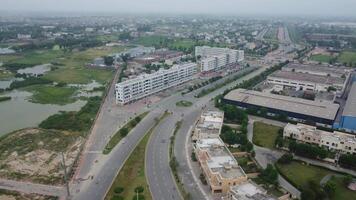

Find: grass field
[337,51,356,66]
[134,35,168,47]
[276,161,356,200]
[310,54,334,63]
[171,39,195,50]
[24,85,77,105]
[252,121,281,149]
[175,100,193,107]
[105,112,169,200]
[103,112,149,154]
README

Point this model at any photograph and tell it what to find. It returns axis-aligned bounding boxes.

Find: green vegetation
[0,96,11,102]
[259,164,278,184]
[39,96,101,133]
[289,140,329,160]
[337,51,356,67]
[310,54,334,63]
[252,122,282,149]
[103,112,149,154]
[327,176,356,200]
[105,112,169,200]
[169,121,191,199]
[134,35,168,47]
[175,100,192,107]
[9,77,53,90]
[24,85,77,105]
[339,154,356,170]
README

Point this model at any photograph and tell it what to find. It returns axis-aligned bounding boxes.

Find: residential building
[267,70,347,93]
[223,89,339,127]
[115,62,197,104]
[194,138,248,194]
[223,180,276,200]
[195,46,244,72]
[284,123,356,154]
[192,110,224,141]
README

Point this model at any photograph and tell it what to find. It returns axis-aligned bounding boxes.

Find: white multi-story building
[195,46,244,72]
[283,123,356,154]
[192,110,224,141]
[115,63,197,104]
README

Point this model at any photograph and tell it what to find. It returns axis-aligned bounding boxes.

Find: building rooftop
[283,63,351,78]
[195,110,224,138]
[268,70,345,85]
[229,181,276,200]
[343,82,356,117]
[196,138,246,179]
[224,89,339,120]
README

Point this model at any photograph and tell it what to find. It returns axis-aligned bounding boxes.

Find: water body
[0,78,24,89]
[0,48,15,54]
[17,64,52,76]
[0,90,86,136]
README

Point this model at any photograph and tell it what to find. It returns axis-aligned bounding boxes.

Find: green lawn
[276,161,356,200]
[24,85,77,105]
[310,54,333,63]
[171,39,195,50]
[252,121,281,149]
[134,35,168,47]
[105,112,169,200]
[175,100,193,107]
[337,51,356,66]
[103,112,149,154]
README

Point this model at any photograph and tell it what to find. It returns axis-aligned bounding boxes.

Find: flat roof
[343,82,356,117]
[224,89,339,120]
[268,70,345,85]
[284,63,351,77]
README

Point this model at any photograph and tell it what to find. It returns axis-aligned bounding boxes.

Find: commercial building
[115,63,197,104]
[284,123,356,154]
[119,46,155,58]
[223,181,276,200]
[223,89,339,127]
[282,63,351,78]
[267,70,347,93]
[195,46,244,73]
[335,82,356,132]
[192,111,224,141]
[194,138,248,194]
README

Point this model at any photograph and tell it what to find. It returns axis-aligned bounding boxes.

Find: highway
[70,65,270,200]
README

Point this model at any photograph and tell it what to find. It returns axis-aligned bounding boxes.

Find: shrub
[134,186,144,193]
[114,187,124,194]
[278,153,293,164]
[119,127,129,137]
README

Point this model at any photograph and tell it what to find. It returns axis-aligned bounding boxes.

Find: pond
[0,90,86,136]
[0,78,24,89]
[17,64,52,76]
[0,48,15,55]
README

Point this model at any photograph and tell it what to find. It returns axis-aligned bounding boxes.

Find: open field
[310,54,334,63]
[0,128,83,185]
[0,189,56,200]
[24,85,77,105]
[103,112,149,154]
[337,51,356,66]
[276,161,356,200]
[252,121,281,149]
[134,35,168,47]
[105,112,169,200]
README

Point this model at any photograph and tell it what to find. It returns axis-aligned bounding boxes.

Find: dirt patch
[0,128,83,185]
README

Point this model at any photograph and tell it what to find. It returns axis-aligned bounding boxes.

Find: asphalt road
[69,65,270,200]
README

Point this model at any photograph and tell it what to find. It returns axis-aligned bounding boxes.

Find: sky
[1,0,356,17]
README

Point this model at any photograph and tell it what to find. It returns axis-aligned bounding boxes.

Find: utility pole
[61,152,71,198]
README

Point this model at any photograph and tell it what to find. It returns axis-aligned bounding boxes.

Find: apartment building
[283,123,356,154]
[192,110,224,141]
[267,70,346,93]
[195,46,244,73]
[115,62,197,104]
[194,138,248,194]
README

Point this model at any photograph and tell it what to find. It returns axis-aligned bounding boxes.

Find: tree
[343,175,353,186]
[278,153,293,164]
[134,186,144,193]
[104,56,114,66]
[260,164,278,184]
[323,181,336,197]
[119,127,129,137]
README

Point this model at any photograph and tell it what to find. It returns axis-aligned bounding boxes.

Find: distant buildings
[120,46,155,58]
[223,89,339,127]
[115,62,197,104]
[284,123,356,154]
[195,46,244,73]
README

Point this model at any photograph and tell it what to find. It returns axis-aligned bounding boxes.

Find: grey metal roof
[224,89,339,120]
[268,70,345,85]
[343,82,356,117]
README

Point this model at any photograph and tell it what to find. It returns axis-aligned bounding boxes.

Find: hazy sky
[1,0,356,17]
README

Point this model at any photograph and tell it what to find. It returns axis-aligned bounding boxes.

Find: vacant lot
[276,161,356,200]
[252,121,281,149]
[0,128,83,185]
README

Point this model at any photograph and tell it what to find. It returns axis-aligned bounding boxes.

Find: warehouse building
[282,63,351,78]
[335,82,356,132]
[115,62,197,104]
[284,123,356,154]
[223,89,339,127]
[195,46,244,73]
[267,70,347,94]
